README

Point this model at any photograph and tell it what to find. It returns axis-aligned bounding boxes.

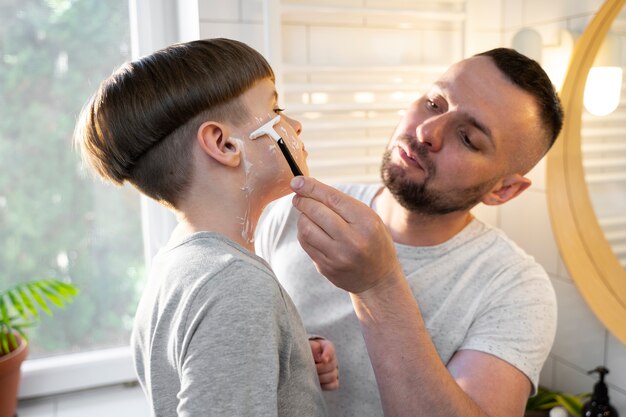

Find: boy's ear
[196,121,241,167]
[481,173,531,206]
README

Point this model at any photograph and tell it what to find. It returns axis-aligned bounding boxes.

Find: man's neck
[372,188,474,247]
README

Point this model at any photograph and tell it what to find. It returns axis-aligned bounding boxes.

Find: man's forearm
[350,275,487,417]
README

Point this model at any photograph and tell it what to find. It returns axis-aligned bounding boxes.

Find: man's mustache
[394,134,434,176]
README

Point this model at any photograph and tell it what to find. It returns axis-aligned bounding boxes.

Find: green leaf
[0,280,79,354]
[28,286,52,316]
[0,329,19,355]
[17,288,39,319]
[7,332,18,351]
[0,331,9,355]
[12,326,30,343]
[555,393,585,417]
[0,299,9,329]
[53,281,80,299]
[526,387,590,417]
[36,284,65,308]
[8,290,28,320]
[14,321,38,330]
[527,387,559,410]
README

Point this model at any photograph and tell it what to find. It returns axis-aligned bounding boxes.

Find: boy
[74,38,335,416]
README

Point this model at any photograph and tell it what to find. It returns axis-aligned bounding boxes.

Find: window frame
[18,0,186,399]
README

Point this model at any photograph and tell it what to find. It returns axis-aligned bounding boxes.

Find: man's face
[381,56,543,215]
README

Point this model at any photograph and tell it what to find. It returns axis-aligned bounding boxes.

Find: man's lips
[397,144,423,170]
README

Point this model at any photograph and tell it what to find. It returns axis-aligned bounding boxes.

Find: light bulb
[549,406,568,417]
[583,66,623,116]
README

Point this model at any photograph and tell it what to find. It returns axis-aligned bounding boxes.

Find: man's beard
[380,136,497,215]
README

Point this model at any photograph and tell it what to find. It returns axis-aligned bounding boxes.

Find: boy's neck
[171,187,269,253]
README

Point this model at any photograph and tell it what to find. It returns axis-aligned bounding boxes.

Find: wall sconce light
[512,28,543,63]
[583,32,622,116]
[512,28,575,91]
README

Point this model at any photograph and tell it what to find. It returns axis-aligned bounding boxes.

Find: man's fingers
[296,213,355,277]
[294,198,347,250]
[291,176,367,224]
[297,225,333,273]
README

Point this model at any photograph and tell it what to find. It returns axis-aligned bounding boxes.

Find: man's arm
[290,176,531,417]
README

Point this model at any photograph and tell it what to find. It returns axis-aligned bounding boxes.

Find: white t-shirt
[256,183,557,417]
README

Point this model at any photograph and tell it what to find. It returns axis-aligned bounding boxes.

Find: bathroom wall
[472,1,626,413]
[16,0,626,415]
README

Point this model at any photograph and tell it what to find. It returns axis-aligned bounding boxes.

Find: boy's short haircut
[75,38,275,208]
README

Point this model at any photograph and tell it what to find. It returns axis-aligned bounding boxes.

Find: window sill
[19,346,137,399]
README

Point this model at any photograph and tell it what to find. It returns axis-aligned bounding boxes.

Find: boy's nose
[284,114,302,135]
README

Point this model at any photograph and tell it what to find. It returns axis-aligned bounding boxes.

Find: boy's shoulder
[157,231,279,293]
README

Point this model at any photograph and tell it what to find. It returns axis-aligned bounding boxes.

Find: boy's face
[238,77,309,179]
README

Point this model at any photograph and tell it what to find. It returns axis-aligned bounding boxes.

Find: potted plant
[0,279,79,417]
[525,386,591,417]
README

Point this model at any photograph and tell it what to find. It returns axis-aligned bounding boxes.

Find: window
[0,0,144,360]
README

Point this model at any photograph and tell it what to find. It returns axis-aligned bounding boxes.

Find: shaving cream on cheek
[231,123,291,244]
[276,125,301,150]
[229,136,257,244]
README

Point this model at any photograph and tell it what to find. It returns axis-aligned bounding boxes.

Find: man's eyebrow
[434,81,494,146]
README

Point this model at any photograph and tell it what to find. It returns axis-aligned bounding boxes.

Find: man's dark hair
[476,48,564,152]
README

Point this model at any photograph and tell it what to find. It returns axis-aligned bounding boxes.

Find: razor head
[247,114,303,176]
[249,115,281,141]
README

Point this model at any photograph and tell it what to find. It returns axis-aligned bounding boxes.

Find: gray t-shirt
[131,232,328,417]
[256,183,557,417]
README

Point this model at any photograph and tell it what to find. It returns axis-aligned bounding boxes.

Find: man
[256,48,563,417]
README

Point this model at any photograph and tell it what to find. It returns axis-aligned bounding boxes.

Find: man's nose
[416,116,445,152]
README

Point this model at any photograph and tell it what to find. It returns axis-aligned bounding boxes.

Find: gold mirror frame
[547,0,626,345]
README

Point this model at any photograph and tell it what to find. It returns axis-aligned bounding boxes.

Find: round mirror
[547,0,626,345]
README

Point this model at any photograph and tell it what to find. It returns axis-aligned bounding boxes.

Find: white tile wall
[21,0,626,415]
[500,189,561,276]
[554,359,598,396]
[550,278,607,370]
[198,22,265,51]
[526,157,546,191]
[539,355,555,387]
[241,0,264,21]
[607,334,626,388]
[523,0,604,25]
[197,1,239,20]
[493,0,626,413]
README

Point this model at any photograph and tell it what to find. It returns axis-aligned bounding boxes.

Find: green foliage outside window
[0,0,145,357]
